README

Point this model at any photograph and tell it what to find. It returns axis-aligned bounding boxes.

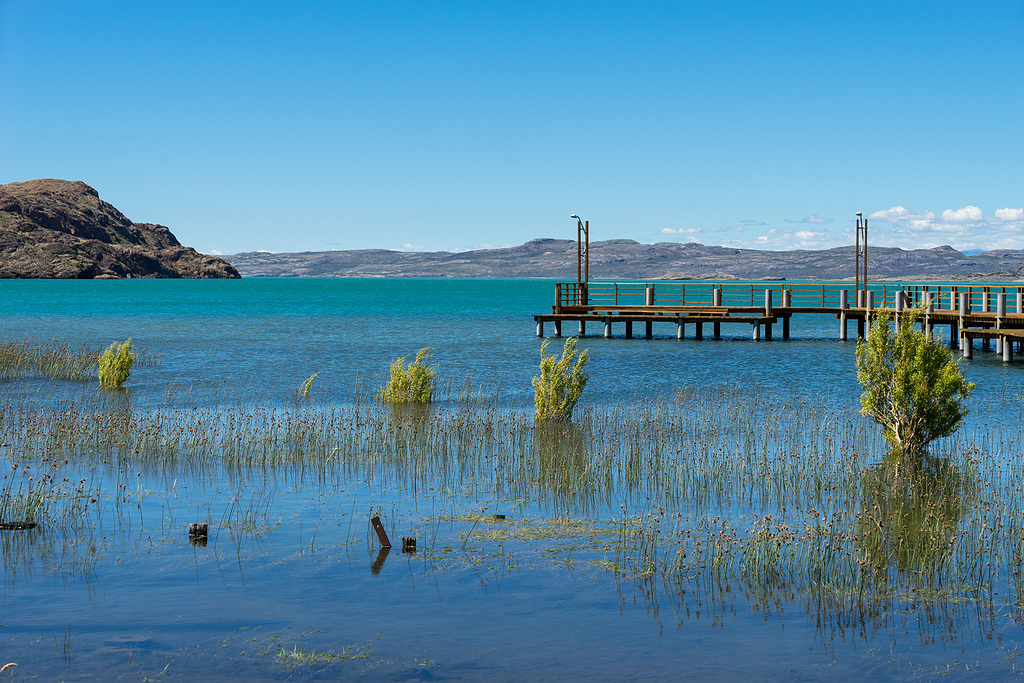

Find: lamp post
[571,214,589,305]
[855,212,868,300]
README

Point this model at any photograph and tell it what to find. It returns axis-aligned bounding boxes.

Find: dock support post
[578,320,586,336]
[604,319,612,339]
[536,320,544,337]
[677,320,684,340]
[782,316,789,339]
[625,321,633,339]
[645,321,653,339]
[924,292,934,339]
[1004,335,1014,363]
[554,319,562,337]
[997,293,1006,353]
[963,333,973,360]
[764,289,773,317]
[858,318,865,339]
[765,321,773,341]
[959,292,969,352]
[840,290,848,341]
[752,323,760,341]
[865,291,874,337]
[950,322,958,349]
[714,321,721,339]
[695,322,703,340]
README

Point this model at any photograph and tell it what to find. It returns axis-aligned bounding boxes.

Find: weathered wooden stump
[401,536,417,553]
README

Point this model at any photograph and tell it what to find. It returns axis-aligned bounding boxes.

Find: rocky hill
[0,179,239,279]
[225,239,1024,281]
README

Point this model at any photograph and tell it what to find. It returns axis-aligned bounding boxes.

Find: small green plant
[377,348,436,403]
[97,338,134,389]
[532,338,589,421]
[299,372,319,397]
[856,309,973,465]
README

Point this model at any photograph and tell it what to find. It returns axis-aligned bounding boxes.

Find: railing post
[555,283,562,314]
[764,289,773,317]
[713,286,722,307]
[840,290,848,341]
[783,289,792,308]
[645,284,654,306]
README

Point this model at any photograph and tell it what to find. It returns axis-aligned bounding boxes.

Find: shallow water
[1,278,1022,681]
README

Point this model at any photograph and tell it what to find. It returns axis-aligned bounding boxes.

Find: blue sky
[1,1,1021,255]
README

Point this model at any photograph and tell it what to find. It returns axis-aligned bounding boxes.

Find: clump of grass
[532,338,589,421]
[299,373,319,397]
[276,643,372,669]
[97,339,134,389]
[377,348,435,403]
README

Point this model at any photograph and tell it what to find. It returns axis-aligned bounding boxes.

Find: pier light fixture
[571,214,589,305]
[855,212,868,295]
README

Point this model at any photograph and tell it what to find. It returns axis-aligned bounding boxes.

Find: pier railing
[555,281,1024,312]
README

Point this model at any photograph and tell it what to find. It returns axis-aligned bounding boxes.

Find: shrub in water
[377,348,436,403]
[97,338,134,389]
[299,372,319,397]
[532,338,589,421]
[856,309,973,465]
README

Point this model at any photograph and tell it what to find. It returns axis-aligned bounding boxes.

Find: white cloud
[659,227,701,235]
[996,207,1024,221]
[940,205,983,223]
[794,230,817,240]
[400,242,426,251]
[786,214,828,224]
[868,206,937,222]
[206,249,223,256]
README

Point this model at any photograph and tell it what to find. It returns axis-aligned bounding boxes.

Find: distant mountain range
[223,239,1024,281]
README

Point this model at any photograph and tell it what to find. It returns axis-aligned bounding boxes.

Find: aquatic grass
[0,341,100,382]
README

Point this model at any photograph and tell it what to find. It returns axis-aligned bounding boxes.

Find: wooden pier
[533,281,1024,362]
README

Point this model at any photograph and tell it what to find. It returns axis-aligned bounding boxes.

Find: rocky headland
[0,179,239,279]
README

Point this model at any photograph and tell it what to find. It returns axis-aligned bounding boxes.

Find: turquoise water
[1,278,1023,681]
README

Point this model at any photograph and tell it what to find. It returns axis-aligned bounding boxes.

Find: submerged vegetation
[857,309,974,466]
[377,347,436,403]
[2,330,1024,676]
[532,337,589,420]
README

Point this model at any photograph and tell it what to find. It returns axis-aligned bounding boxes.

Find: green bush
[856,309,973,465]
[377,348,436,403]
[532,338,589,421]
[98,338,135,389]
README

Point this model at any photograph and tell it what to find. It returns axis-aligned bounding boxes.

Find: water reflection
[856,452,968,582]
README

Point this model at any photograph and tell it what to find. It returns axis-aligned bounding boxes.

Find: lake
[1,278,1022,681]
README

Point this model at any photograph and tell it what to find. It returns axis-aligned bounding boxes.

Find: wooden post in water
[604,319,612,339]
[645,321,653,339]
[554,320,562,337]
[625,321,633,339]
[996,293,1006,354]
[714,321,721,339]
[1004,333,1014,363]
[536,320,544,337]
[925,292,934,339]
[752,323,760,341]
[959,292,969,352]
[865,291,874,337]
[677,320,684,340]
[695,322,703,340]
[839,289,848,341]
[963,333,973,359]
[578,320,586,336]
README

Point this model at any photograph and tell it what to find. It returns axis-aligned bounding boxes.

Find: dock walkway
[533,281,1024,361]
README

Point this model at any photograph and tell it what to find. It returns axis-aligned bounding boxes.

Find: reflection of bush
[855,453,966,581]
